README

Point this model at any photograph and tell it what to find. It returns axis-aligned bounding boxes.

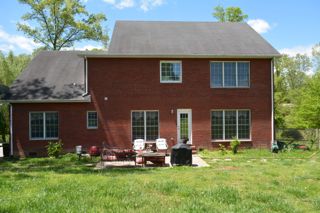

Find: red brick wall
[12,58,272,156]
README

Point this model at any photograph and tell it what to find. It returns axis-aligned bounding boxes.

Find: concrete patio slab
[96,155,209,169]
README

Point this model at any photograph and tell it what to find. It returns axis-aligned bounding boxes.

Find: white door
[177,109,192,144]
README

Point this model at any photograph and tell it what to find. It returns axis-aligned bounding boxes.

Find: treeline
[0,51,32,142]
[274,43,320,129]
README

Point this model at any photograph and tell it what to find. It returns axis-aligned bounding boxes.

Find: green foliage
[289,72,320,128]
[0,51,31,143]
[274,53,312,128]
[213,6,248,22]
[230,138,241,154]
[46,140,63,158]
[218,143,227,155]
[17,0,108,50]
[0,51,31,86]
[312,43,320,72]
[0,103,9,142]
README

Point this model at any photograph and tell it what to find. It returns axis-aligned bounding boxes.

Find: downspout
[271,58,275,147]
[82,56,89,97]
[9,104,13,156]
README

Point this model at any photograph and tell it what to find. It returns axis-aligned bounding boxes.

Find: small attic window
[160,61,182,83]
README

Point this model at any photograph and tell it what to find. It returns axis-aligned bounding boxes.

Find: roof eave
[79,53,282,59]
[2,98,91,104]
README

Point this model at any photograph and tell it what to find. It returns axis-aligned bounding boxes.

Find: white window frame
[87,111,98,129]
[210,61,250,88]
[29,111,59,140]
[160,61,182,83]
[211,109,251,142]
[131,110,160,142]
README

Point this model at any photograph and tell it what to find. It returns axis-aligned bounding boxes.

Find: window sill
[160,81,182,84]
[30,138,59,141]
[210,87,250,89]
[87,127,98,130]
[211,140,251,143]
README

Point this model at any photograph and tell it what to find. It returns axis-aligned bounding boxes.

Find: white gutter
[82,56,89,97]
[9,104,13,156]
[271,58,275,146]
[7,98,91,104]
[78,53,282,59]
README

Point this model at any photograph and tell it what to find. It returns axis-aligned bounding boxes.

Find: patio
[96,155,209,169]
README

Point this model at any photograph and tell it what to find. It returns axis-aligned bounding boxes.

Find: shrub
[218,144,227,155]
[230,138,241,154]
[46,140,63,158]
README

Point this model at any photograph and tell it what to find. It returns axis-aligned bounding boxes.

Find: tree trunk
[1,133,5,143]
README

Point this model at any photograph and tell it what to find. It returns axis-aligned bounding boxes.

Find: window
[132,111,159,141]
[210,62,250,88]
[160,61,182,83]
[211,110,250,141]
[87,111,98,129]
[30,112,58,140]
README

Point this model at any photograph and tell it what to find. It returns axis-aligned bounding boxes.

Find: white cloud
[279,45,313,57]
[103,0,116,4]
[116,0,135,9]
[62,44,105,51]
[0,26,40,53]
[103,0,163,11]
[140,0,164,12]
[103,0,134,9]
[247,19,271,34]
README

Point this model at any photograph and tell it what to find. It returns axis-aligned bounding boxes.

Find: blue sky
[0,0,319,55]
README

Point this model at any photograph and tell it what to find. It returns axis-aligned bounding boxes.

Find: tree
[213,6,248,22]
[289,72,320,129]
[0,51,32,142]
[312,43,320,72]
[17,0,108,50]
[274,54,312,128]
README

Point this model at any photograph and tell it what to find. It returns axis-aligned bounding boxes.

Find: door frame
[177,109,192,144]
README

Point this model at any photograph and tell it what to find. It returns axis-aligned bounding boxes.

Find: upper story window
[210,62,250,88]
[29,112,58,140]
[160,61,182,83]
[87,111,98,129]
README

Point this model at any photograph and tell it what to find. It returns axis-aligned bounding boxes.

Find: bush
[218,144,227,155]
[46,140,63,158]
[230,138,241,154]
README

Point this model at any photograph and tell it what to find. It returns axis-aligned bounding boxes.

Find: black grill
[170,143,192,166]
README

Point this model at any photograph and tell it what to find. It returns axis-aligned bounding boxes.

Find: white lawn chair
[133,139,145,151]
[133,139,145,165]
[156,138,168,154]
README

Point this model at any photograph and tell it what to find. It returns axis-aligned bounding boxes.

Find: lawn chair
[133,139,145,151]
[156,138,168,155]
[133,139,145,165]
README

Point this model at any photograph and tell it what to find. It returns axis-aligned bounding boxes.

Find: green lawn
[1,150,320,213]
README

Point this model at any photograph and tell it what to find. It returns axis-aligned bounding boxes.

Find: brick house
[4,21,280,156]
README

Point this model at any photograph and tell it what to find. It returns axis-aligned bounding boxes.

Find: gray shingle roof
[108,21,280,57]
[6,51,88,101]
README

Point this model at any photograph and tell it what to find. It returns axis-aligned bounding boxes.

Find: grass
[0,150,320,213]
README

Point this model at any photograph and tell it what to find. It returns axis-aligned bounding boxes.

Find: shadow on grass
[0,155,162,176]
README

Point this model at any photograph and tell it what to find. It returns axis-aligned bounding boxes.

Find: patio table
[141,152,166,167]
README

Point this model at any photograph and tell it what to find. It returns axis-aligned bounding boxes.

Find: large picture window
[160,61,182,83]
[132,111,159,141]
[30,112,58,140]
[210,62,250,88]
[211,110,250,140]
